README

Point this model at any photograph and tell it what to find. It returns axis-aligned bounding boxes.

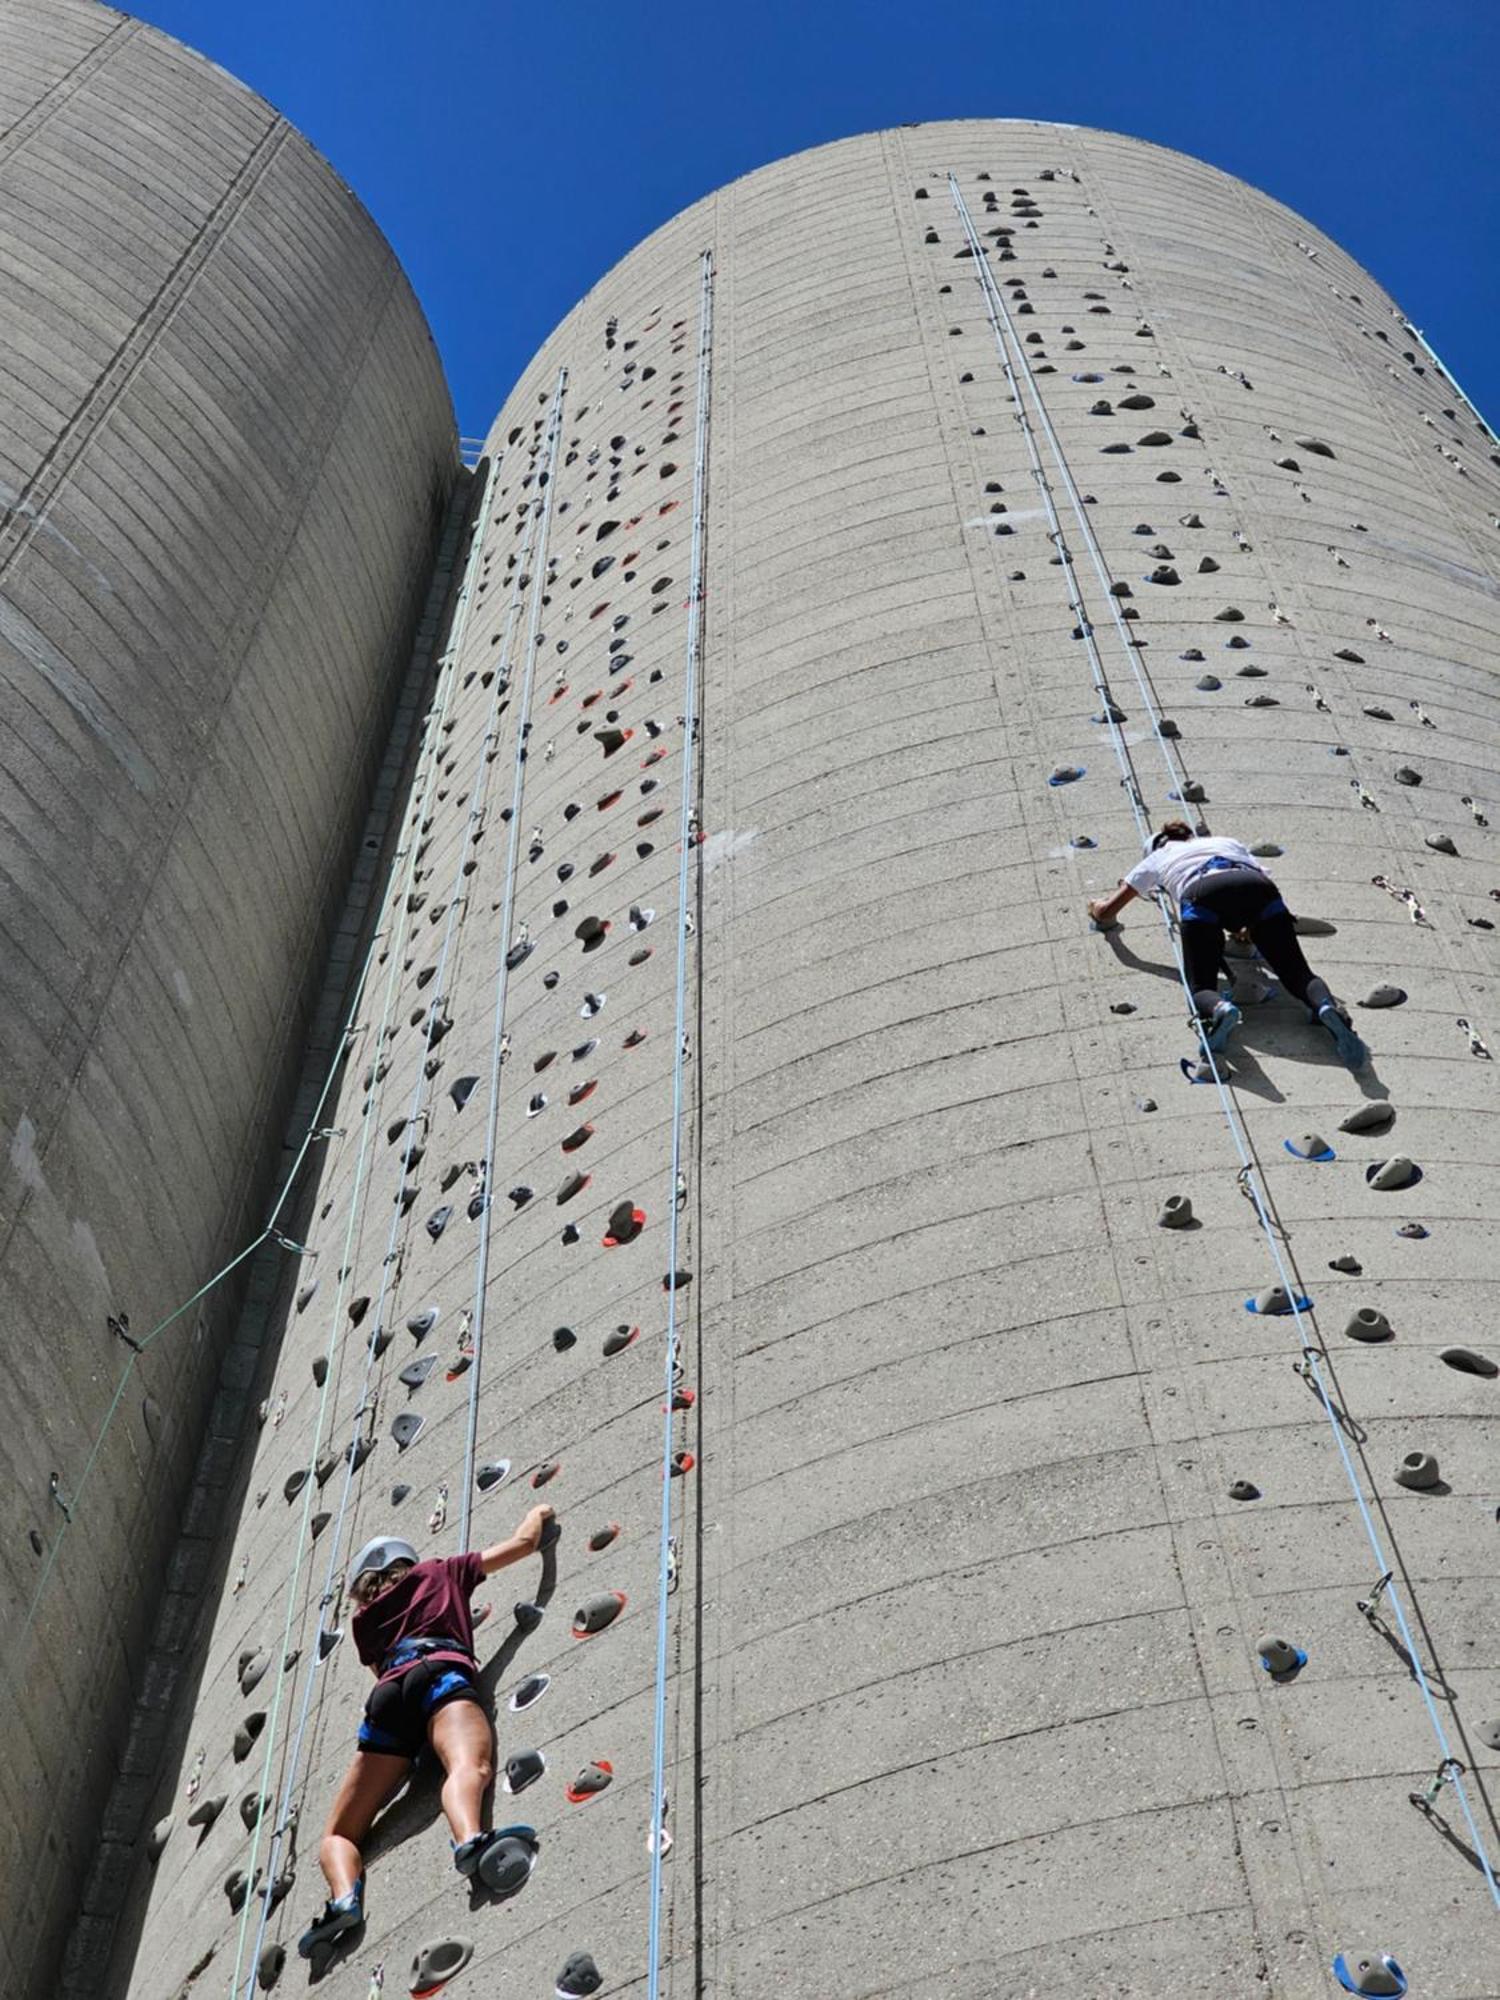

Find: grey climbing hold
[450,1076,479,1110]
[1480,1719,1500,1751]
[1339,1102,1395,1133]
[407,1307,437,1341]
[233,1713,266,1761]
[1194,675,1221,692]
[1426,833,1459,855]
[391,1483,411,1505]
[1248,841,1282,857]
[1395,1221,1429,1239]
[1295,436,1335,457]
[400,1356,436,1392]
[1285,1132,1334,1162]
[1155,717,1181,739]
[283,1469,308,1504]
[225,1868,257,1912]
[557,1170,589,1203]
[557,1952,604,1997]
[476,1460,510,1491]
[1332,1949,1406,1996]
[603,1323,638,1357]
[368,1323,394,1358]
[1244,694,1279,708]
[1136,1097,1157,1113]
[1109,1002,1135,1015]
[311,1355,328,1388]
[513,1600,544,1633]
[1328,1255,1363,1274]
[1360,985,1405,1008]
[1394,1450,1440,1491]
[1158,1194,1194,1229]
[257,1942,285,1991]
[1148,566,1180,585]
[1343,1307,1393,1343]
[239,1651,269,1696]
[1334,647,1365,663]
[146,1815,173,1862]
[411,1939,474,1991]
[1393,766,1422,786]
[588,1523,620,1551]
[1440,1346,1497,1378]
[1256,1634,1305,1675]
[1227,1480,1260,1502]
[392,1412,424,1452]
[1214,606,1244,622]
[1362,705,1393,721]
[426,1204,453,1240]
[573,1591,626,1638]
[478,1826,538,1897]
[1251,1286,1298,1315]
[1181,647,1205,661]
[1367,1156,1419,1190]
[296,1283,317,1314]
[187,1793,225,1830]
[506,1748,546,1793]
[239,1790,268,1831]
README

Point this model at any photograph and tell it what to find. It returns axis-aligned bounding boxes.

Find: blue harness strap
[1179,856,1284,926]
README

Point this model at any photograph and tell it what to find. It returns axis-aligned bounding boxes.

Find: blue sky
[136,0,1499,443]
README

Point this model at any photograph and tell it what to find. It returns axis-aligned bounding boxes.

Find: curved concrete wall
[0,2,457,1991]
[123,122,1500,2000]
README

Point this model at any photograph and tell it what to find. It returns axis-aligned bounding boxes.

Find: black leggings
[1179,868,1322,1015]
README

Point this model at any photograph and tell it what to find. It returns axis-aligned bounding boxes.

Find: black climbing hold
[671,1451,695,1477]
[513,1600,544,1634]
[407,1307,438,1341]
[1343,1307,1393,1343]
[257,1941,285,1991]
[392,1483,411,1505]
[573,1591,626,1638]
[1393,766,1422,786]
[509,1184,534,1207]
[506,1749,545,1793]
[509,1672,549,1711]
[557,1951,604,1996]
[557,1170,590,1204]
[1395,1221,1429,1240]
[476,1460,510,1492]
[1048,766,1084,786]
[284,1469,308,1504]
[575,915,608,948]
[450,1076,478,1110]
[552,1324,578,1352]
[392,1412,424,1452]
[233,1712,267,1761]
[1228,1480,1260,1502]
[1334,647,1365,664]
[410,1938,474,1993]
[426,1205,453,1241]
[1440,1346,1497,1378]
[604,1200,644,1245]
[311,1355,328,1388]
[225,1868,257,1911]
[1426,833,1459,856]
[239,1790,268,1830]
[368,1323,394,1358]
[318,1628,342,1660]
[1327,1255,1362,1274]
[663,1269,692,1291]
[1360,985,1405,1009]
[348,1295,370,1327]
[587,1523,620,1552]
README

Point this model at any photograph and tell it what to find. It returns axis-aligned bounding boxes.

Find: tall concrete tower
[0,2,457,1992]
[26,111,1500,2000]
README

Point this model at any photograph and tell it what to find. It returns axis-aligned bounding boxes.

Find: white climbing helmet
[349,1535,418,1589]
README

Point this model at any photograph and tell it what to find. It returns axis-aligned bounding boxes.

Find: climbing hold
[146,1815,173,1862]
[509,1184,535,1208]
[1339,1102,1395,1133]
[572,1591,627,1638]
[505,1749,546,1794]
[1158,1195,1194,1229]
[1480,1720,1500,1750]
[1256,1634,1306,1676]
[476,1460,510,1491]
[296,1283,317,1314]
[1155,718,1181,739]
[187,1793,226,1830]
[1048,766,1084,787]
[239,1790,268,1831]
[671,1451,695,1477]
[602,1323,639,1357]
[284,1469,309,1504]
[1367,1157,1420,1191]
[369,1324,394,1359]
[513,1600,544,1634]
[552,1325,578,1352]
[407,1308,438,1345]
[1396,1220,1429,1239]
[233,1713,267,1762]
[410,1937,474,1996]
[1246,1286,1310,1316]
[239,1652,269,1696]
[575,915,608,948]
[1360,984,1405,1009]
[1440,1346,1497,1377]
[257,1941,285,1990]
[581,992,606,1017]
[532,1461,559,1489]
[1426,833,1459,855]
[426,1205,453,1241]
[311,1355,328,1388]
[557,1170,591,1204]
[1343,1307,1393,1343]
[318,1629,342,1659]
[557,1951,604,1997]
[1327,1255,1362,1274]
[1284,1133,1334,1162]
[561,1124,593,1152]
[663,1269,692,1292]
[1394,1450,1441,1490]
[565,1761,614,1805]
[509,1673,549,1712]
[1332,1953,1406,1998]
[225,1868,257,1912]
[400,1356,436,1392]
[1227,1480,1260,1502]
[392,1412,424,1452]
[1194,675,1222,692]
[604,1201,645,1245]
[392,1483,411,1505]
[478,1826,539,1898]
[1393,766,1422,787]
[587,1523,620,1552]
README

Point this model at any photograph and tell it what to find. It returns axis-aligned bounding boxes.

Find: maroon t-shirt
[352,1552,485,1683]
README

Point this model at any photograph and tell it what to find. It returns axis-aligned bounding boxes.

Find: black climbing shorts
[356,1659,484,1760]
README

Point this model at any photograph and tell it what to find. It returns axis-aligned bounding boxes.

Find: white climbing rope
[229,454,507,1997]
[457,367,569,1552]
[949,172,1500,1911]
[646,245,714,2000]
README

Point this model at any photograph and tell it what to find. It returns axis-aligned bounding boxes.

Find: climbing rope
[457,368,569,1551]
[949,170,1500,1910]
[228,457,506,1996]
[646,245,714,2000]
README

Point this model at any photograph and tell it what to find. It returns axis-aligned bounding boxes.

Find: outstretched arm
[1087,882,1140,928]
[477,1504,554,1575]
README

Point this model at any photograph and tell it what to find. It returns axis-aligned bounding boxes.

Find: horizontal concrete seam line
[743,1358,1146,1440]
[0,16,137,173]
[741,748,1022,844]
[731,932,1060,1037]
[851,1902,1252,1992]
[732,1063,1088,1164]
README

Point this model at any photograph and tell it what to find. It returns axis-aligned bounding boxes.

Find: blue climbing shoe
[297,1876,363,1957]
[1317,1001,1368,1071]
[453,1831,492,1877]
[1203,999,1241,1053]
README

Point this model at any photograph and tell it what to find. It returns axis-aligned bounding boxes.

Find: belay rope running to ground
[948,172,1500,1911]
[645,245,714,2000]
[226,450,512,2000]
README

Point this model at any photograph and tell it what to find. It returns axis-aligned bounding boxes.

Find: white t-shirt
[1124,835,1265,909]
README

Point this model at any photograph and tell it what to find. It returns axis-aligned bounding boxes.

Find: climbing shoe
[453,1831,493,1877]
[1202,999,1241,1054]
[297,1876,363,1957]
[1316,1001,1369,1071]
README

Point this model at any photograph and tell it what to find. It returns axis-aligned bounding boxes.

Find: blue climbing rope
[646,245,714,1999]
[949,172,1500,1912]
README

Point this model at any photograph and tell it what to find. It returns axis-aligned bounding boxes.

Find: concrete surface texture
[0,1,458,1993]
[118,122,1500,2000]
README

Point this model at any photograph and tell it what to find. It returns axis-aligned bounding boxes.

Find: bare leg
[318,1751,409,1899]
[428,1699,495,1845]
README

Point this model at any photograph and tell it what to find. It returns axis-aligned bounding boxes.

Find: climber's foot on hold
[453,1832,494,1878]
[1202,999,1240,1053]
[298,1878,363,1958]
[1315,1000,1368,1071]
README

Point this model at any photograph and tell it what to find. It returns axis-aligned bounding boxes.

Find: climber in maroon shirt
[298,1504,553,1958]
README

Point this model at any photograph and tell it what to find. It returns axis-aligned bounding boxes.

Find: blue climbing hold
[1283,1133,1335,1163]
[1245,1287,1313,1316]
[1048,766,1085,787]
[1333,1951,1406,1997]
